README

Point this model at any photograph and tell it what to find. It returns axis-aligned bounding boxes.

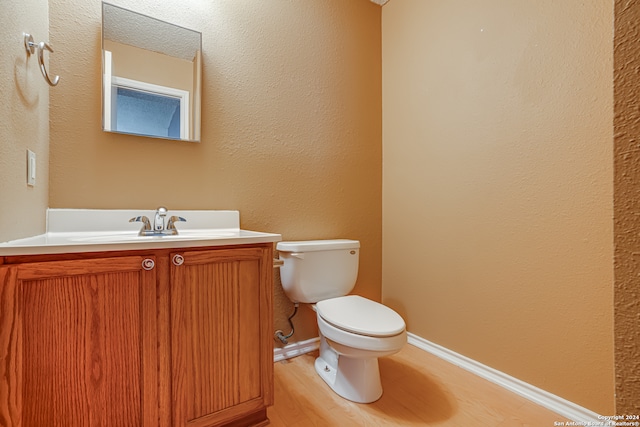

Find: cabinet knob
[172,254,185,266]
[142,258,155,270]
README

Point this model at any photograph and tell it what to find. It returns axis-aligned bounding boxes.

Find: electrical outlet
[27,149,36,186]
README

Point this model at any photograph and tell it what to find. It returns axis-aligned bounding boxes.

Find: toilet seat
[316,295,405,337]
[317,312,407,354]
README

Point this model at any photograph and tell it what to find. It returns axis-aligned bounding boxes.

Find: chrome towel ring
[23,33,59,86]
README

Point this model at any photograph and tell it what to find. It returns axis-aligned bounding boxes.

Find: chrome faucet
[130,207,186,236]
[154,206,168,231]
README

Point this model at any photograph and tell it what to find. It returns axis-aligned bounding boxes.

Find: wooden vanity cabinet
[0,255,160,427]
[0,243,274,427]
[170,246,273,427]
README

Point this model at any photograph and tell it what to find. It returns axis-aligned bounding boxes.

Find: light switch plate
[27,149,36,186]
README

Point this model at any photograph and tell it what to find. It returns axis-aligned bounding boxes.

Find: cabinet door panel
[0,256,158,427]
[0,266,21,426]
[171,247,272,427]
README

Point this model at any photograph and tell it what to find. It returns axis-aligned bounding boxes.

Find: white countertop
[0,209,281,256]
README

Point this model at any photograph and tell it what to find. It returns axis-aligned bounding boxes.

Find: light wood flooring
[267,344,566,426]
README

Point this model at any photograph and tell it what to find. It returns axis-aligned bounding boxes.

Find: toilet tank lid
[276,239,360,252]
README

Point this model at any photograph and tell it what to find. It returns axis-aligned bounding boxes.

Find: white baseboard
[272,333,603,423]
[407,333,603,423]
[273,337,320,362]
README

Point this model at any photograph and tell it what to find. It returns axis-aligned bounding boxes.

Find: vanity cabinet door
[170,246,273,427]
[0,256,159,427]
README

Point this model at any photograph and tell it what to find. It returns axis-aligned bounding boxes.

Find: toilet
[276,239,406,403]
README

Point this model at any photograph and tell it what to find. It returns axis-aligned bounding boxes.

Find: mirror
[102,2,202,142]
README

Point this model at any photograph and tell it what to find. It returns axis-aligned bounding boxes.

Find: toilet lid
[316,295,405,337]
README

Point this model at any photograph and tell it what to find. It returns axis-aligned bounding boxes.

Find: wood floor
[267,344,565,426]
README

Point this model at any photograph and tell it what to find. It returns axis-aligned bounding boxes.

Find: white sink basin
[68,230,237,243]
[0,209,281,256]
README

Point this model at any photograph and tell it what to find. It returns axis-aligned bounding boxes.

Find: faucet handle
[166,216,186,232]
[129,216,152,233]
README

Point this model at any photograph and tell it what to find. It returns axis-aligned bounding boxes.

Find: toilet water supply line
[274,303,299,345]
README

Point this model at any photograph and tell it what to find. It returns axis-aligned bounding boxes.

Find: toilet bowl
[313,295,406,403]
[276,240,407,403]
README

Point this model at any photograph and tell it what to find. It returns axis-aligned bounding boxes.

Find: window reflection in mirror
[102,2,202,142]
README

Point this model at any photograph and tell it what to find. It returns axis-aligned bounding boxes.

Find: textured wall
[382,0,614,414]
[613,0,640,414]
[0,0,49,242]
[48,0,382,344]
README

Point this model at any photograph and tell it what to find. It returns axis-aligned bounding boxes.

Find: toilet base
[314,337,383,404]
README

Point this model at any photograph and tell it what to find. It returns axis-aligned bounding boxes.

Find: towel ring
[23,33,60,87]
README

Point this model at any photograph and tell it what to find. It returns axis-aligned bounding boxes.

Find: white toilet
[276,239,406,403]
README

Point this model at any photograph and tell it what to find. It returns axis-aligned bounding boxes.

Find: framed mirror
[102,2,202,142]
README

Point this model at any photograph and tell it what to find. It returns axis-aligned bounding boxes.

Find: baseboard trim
[273,337,320,362]
[273,333,602,422]
[407,333,602,423]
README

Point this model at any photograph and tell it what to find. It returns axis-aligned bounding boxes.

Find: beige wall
[0,0,50,242]
[48,0,382,343]
[382,0,614,414]
[613,0,640,414]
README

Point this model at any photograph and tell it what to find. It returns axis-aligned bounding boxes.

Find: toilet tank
[276,239,360,303]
